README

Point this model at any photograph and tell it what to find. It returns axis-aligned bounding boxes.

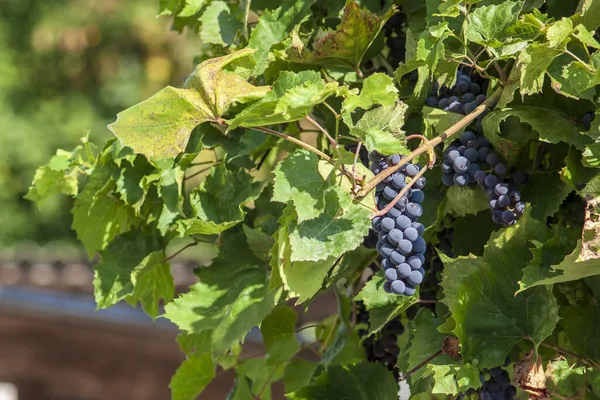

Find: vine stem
[485,49,508,83]
[564,49,595,73]
[399,349,443,381]
[357,86,503,198]
[185,165,215,180]
[306,115,342,158]
[248,125,334,162]
[540,342,600,369]
[163,240,198,262]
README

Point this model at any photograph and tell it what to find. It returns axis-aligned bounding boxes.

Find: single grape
[390,280,406,295]
[494,163,507,176]
[391,173,406,189]
[426,96,438,107]
[376,182,386,193]
[397,239,413,254]
[509,191,521,203]
[388,229,404,246]
[489,199,499,210]
[454,173,470,186]
[486,153,501,166]
[449,95,460,103]
[407,255,422,270]
[478,146,491,162]
[395,215,412,230]
[447,149,461,163]
[446,101,462,113]
[464,102,477,114]
[474,170,487,183]
[475,94,487,105]
[407,270,424,285]
[502,210,516,225]
[382,186,399,201]
[464,148,479,162]
[385,268,398,281]
[383,281,392,293]
[457,74,472,84]
[442,173,454,187]
[494,183,508,196]
[441,161,453,174]
[372,216,382,232]
[457,145,467,154]
[413,177,426,189]
[412,237,426,253]
[461,93,476,104]
[405,202,423,218]
[409,189,425,204]
[453,156,469,173]
[380,243,394,257]
[370,164,381,174]
[469,82,481,95]
[405,164,419,177]
[492,210,502,224]
[386,207,402,219]
[460,131,476,145]
[383,174,394,183]
[403,284,416,296]
[437,98,450,109]
[396,263,411,278]
[388,154,401,165]
[376,241,382,253]
[390,251,406,265]
[411,222,425,236]
[381,258,393,270]
[381,217,395,232]
[498,194,511,207]
[403,227,419,242]
[378,230,388,241]
[515,202,525,215]
[484,174,498,188]
[456,80,470,94]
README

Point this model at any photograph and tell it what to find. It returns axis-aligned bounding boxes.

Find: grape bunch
[479,367,517,400]
[382,9,407,69]
[441,131,496,187]
[426,70,488,116]
[369,151,427,296]
[356,300,403,377]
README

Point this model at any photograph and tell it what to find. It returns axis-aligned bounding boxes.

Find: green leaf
[93,230,163,309]
[573,24,600,48]
[560,305,600,360]
[260,306,300,365]
[115,156,156,214]
[273,150,333,222]
[157,166,185,234]
[288,362,399,400]
[422,106,466,140]
[342,73,398,115]
[356,270,418,333]
[248,0,315,74]
[243,225,274,262]
[176,164,263,235]
[288,187,371,262]
[71,163,131,259]
[228,70,338,129]
[289,3,396,69]
[546,17,574,47]
[283,359,318,394]
[109,49,269,160]
[443,186,490,217]
[416,22,450,74]
[520,172,575,220]
[576,0,600,32]
[178,0,208,17]
[126,251,174,319]
[235,358,284,399]
[350,103,409,155]
[170,353,215,400]
[440,209,559,368]
[164,230,276,354]
[200,1,243,47]
[547,56,598,100]
[545,359,587,398]
[177,331,213,355]
[25,163,78,206]
[330,246,378,283]
[517,43,562,96]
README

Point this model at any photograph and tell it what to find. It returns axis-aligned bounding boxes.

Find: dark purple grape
[403,284,416,296]
[502,210,516,225]
[412,237,426,253]
[457,145,467,154]
[498,194,510,207]
[494,163,507,176]
[449,95,460,103]
[474,170,487,183]
[511,171,527,185]
[397,239,413,254]
[515,202,525,215]
[447,149,461,162]
[442,173,454,187]
[467,162,480,178]
[583,112,595,130]
[381,258,393,270]
[391,173,406,189]
[486,153,501,166]
[395,215,412,230]
[405,164,419,177]
[495,183,508,196]
[464,148,479,162]
[390,280,406,294]
[382,186,398,200]
[492,210,502,224]
[469,82,481,95]
[461,93,476,104]
[405,203,423,218]
[372,216,382,232]
[458,74,472,84]
[456,80,470,93]
[484,174,498,188]
[387,229,404,245]
[383,281,392,293]
[464,102,477,114]
[380,243,394,257]
[381,217,395,232]
[376,182,386,193]
[478,146,491,162]
[509,191,521,203]
[378,231,388,241]
[475,94,487,105]
[441,161,453,173]
[403,227,419,242]
[396,263,411,277]
[411,222,425,236]
[426,96,438,107]
[460,131,476,145]
[368,151,382,163]
[446,101,462,113]
[413,177,426,189]
[490,199,500,210]
[437,98,450,109]
[386,207,402,219]
[454,173,470,186]
[407,256,422,270]
[409,189,425,204]
[453,156,469,173]
[388,154,401,165]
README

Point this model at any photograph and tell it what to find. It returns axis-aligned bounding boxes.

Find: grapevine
[25,1,600,399]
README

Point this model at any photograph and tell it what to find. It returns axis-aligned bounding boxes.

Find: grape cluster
[426,70,489,116]
[479,367,517,400]
[356,300,403,376]
[369,151,427,296]
[382,10,407,69]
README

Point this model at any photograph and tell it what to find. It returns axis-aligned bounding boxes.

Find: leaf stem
[357,86,503,198]
[163,240,199,262]
[352,141,363,186]
[485,49,508,83]
[306,115,341,158]
[399,349,443,381]
[564,49,595,73]
[248,125,334,163]
[185,165,214,180]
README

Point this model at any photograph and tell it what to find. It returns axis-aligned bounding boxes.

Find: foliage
[28,0,600,399]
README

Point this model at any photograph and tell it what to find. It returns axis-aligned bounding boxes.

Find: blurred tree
[0,0,201,245]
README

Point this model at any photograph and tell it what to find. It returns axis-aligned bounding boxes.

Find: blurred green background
[0,0,201,247]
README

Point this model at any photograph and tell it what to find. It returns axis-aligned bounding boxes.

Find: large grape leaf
[175,164,263,235]
[288,362,399,400]
[227,70,338,129]
[109,49,269,160]
[443,186,490,217]
[248,0,315,74]
[126,251,174,319]
[518,43,563,95]
[440,209,559,368]
[199,1,243,47]
[164,230,277,354]
[350,103,409,155]
[520,172,575,220]
[93,229,163,309]
[283,360,319,394]
[71,163,131,259]
[260,306,300,366]
[169,353,215,400]
[356,270,418,333]
[288,2,396,69]
[406,309,482,394]
[560,304,600,361]
[341,73,398,115]
[288,187,371,262]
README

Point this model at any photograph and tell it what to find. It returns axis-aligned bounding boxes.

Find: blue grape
[383,281,392,293]
[441,161,453,173]
[390,251,405,265]
[461,93,476,104]
[407,255,422,270]
[442,173,454,187]
[405,202,423,218]
[383,174,393,183]
[454,173,470,186]
[381,217,395,232]
[415,253,425,264]
[426,96,438,107]
[453,156,469,173]
[495,183,508,196]
[502,210,516,225]
[411,222,425,236]
[449,95,460,103]
[498,194,510,207]
[413,177,426,189]
[381,258,393,270]
[378,231,388,241]
[475,94,487,105]
[467,162,480,178]
[469,82,481,95]
[486,153,501,166]
[447,149,461,162]
[405,164,419,177]
[408,270,424,285]
[412,237,426,253]
[492,210,503,224]
[489,199,499,210]
[380,243,394,257]
[376,241,383,253]
[386,207,402,219]
[395,215,412,230]
[397,239,413,254]
[494,163,507,176]
[457,74,472,84]
[484,174,498,188]
[456,80,470,94]
[437,98,450,109]
[388,154,401,165]
[464,102,477,114]
[478,146,491,162]
[474,170,487,183]
[409,189,425,204]
[385,268,398,281]
[458,145,467,154]
[372,216,382,232]
[391,280,406,294]
[383,186,398,200]
[403,284,416,296]
[464,148,479,162]
[515,202,525,215]
[460,131,476,145]
[370,163,381,174]
[510,191,521,203]
[403,227,419,242]
[388,229,404,245]
[391,173,406,189]
[446,101,462,113]
[376,182,385,193]
[396,263,411,278]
